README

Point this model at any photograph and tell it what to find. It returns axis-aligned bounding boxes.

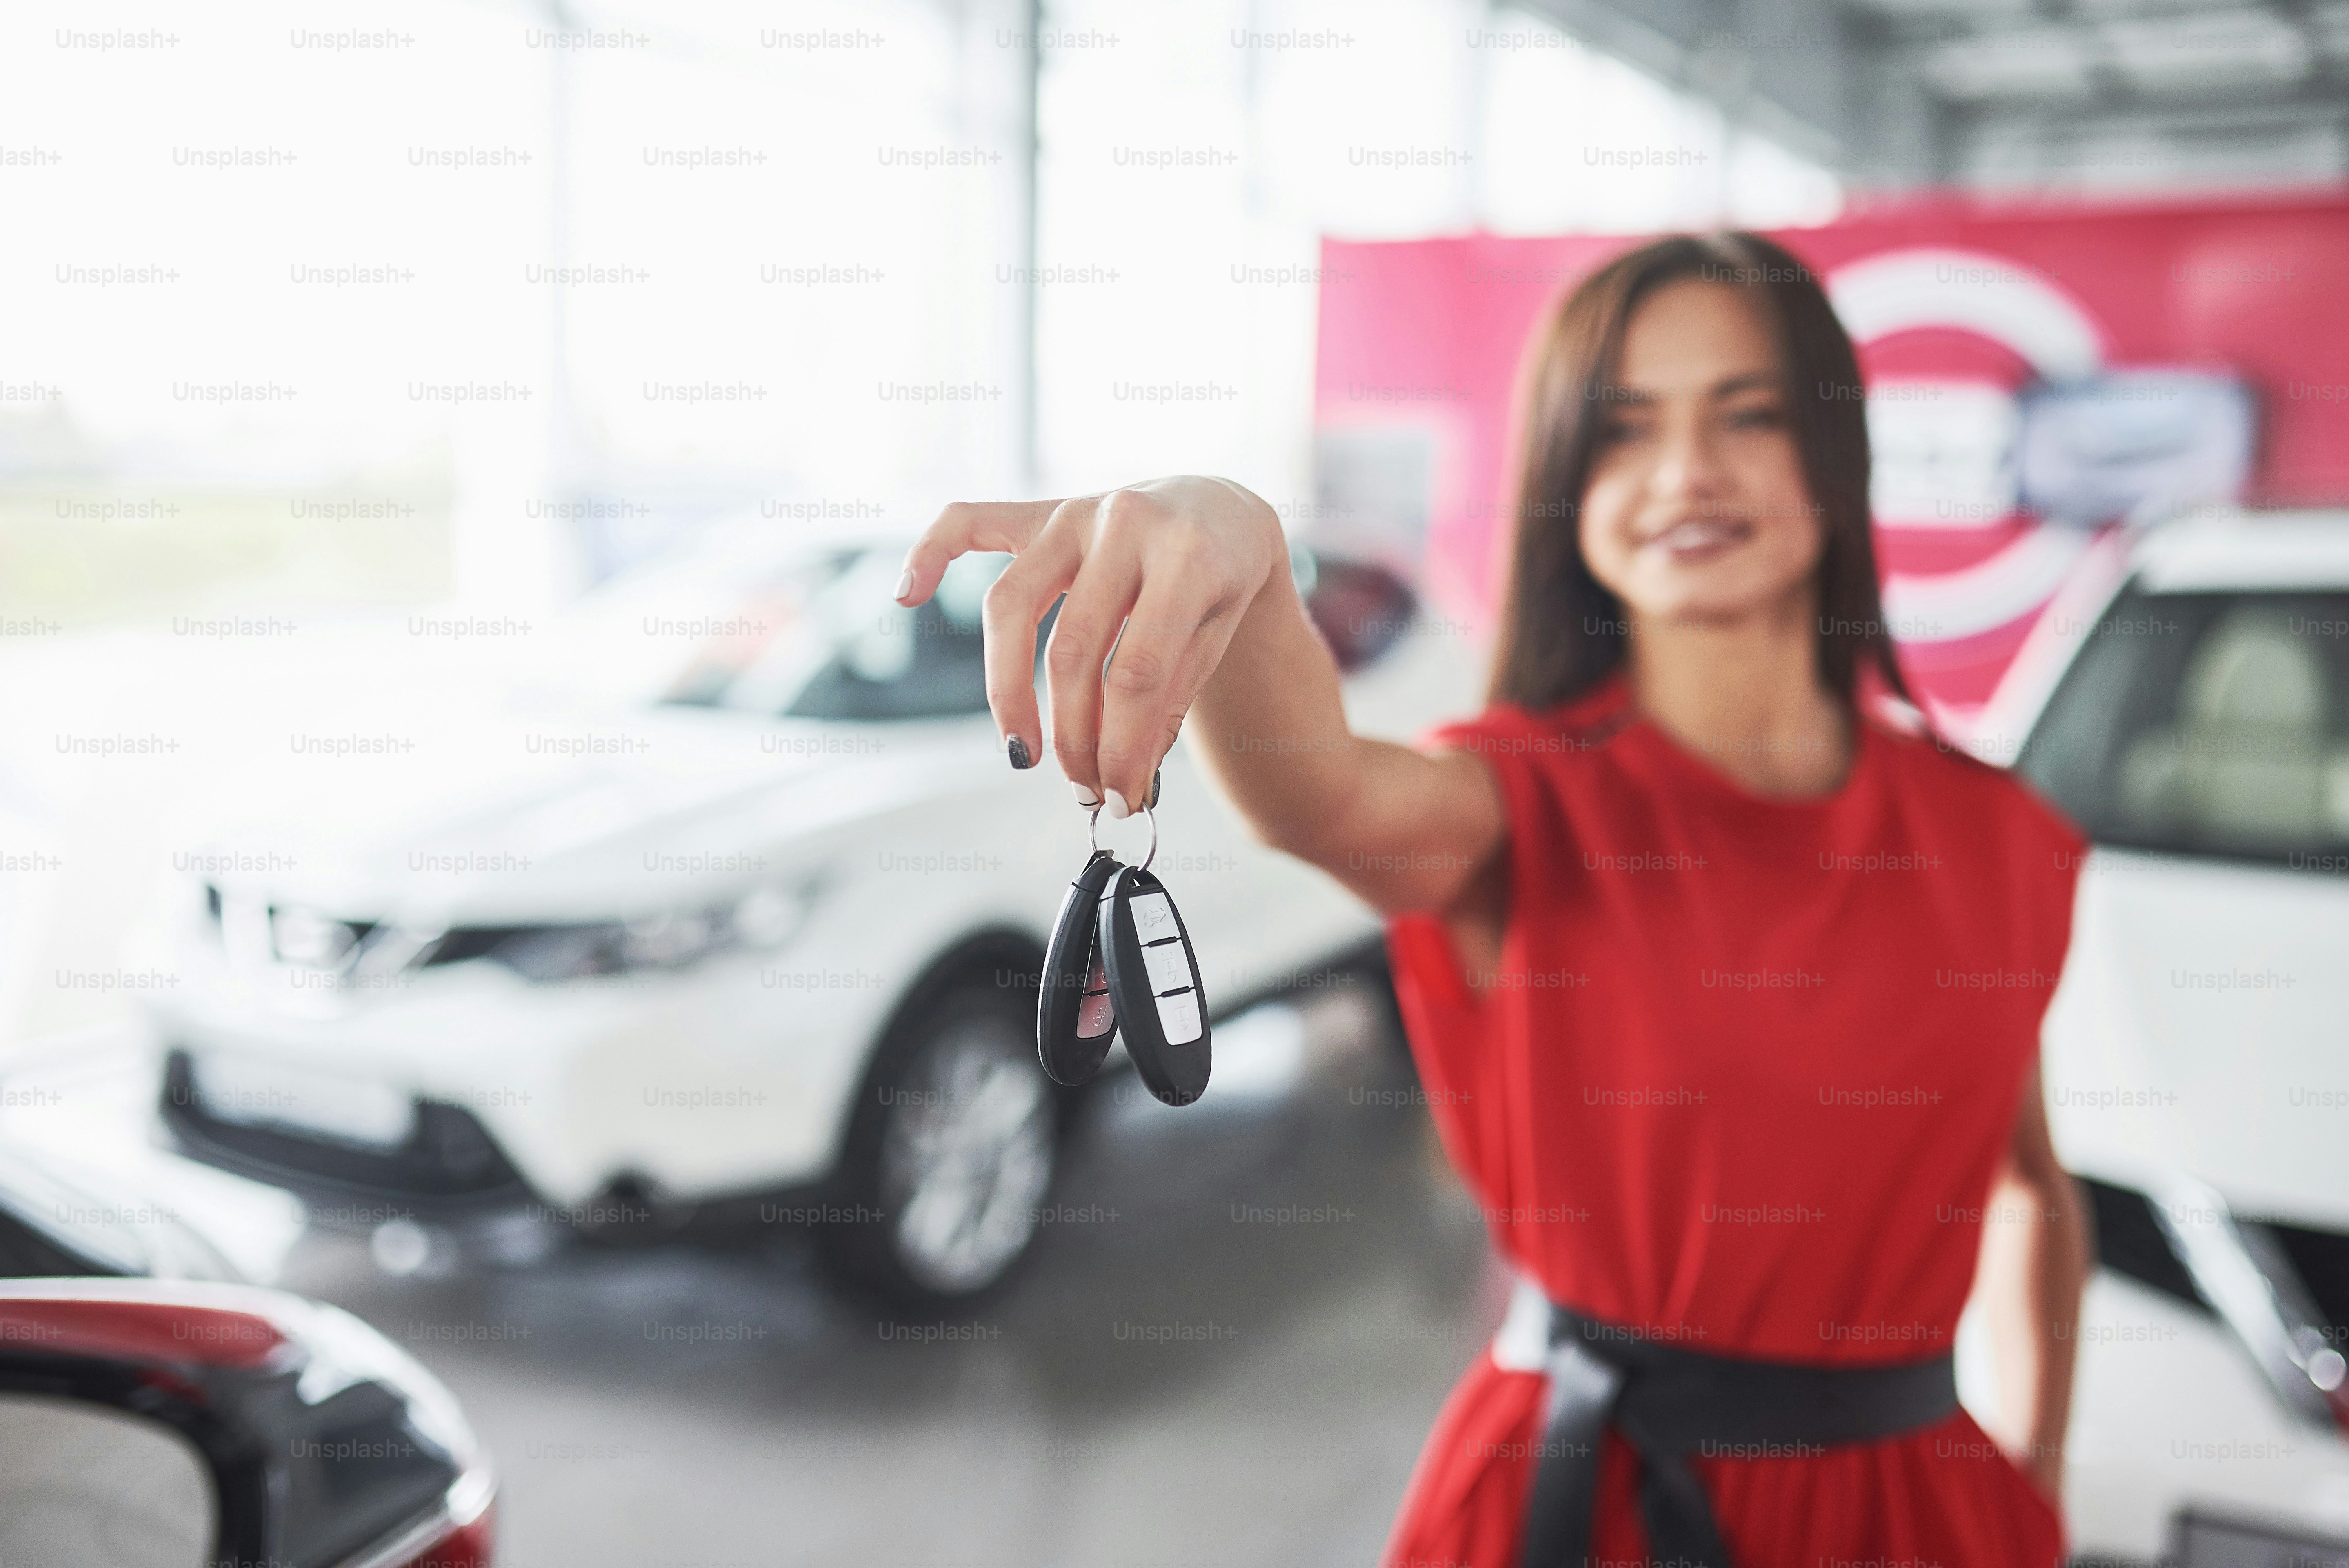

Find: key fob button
[1038,850,1122,1086]
[1096,864,1211,1106]
[1141,940,1191,993]
[1128,891,1177,941]
[1078,955,1115,1038]
[1154,988,1202,1046]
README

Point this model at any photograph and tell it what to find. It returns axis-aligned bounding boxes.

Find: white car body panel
[1980,509,2349,1559]
[2046,850,2349,1226]
[2062,1275,2349,1557]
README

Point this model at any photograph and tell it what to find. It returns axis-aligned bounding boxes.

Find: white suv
[150,524,1466,1312]
[1971,511,2349,1563]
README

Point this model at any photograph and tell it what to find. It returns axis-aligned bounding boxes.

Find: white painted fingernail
[893,566,913,602]
[1071,782,1101,808]
[1104,788,1131,820]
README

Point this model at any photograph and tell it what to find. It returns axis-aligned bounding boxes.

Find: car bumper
[2067,1272,2349,1560]
[160,1047,536,1225]
[148,937,898,1212]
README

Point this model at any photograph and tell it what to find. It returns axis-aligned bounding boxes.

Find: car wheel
[820,982,1059,1314]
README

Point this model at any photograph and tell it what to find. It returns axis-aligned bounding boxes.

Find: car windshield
[661,547,1010,721]
[2019,586,2349,872]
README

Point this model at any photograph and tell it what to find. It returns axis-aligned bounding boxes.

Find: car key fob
[1038,849,1122,1086]
[1097,864,1211,1106]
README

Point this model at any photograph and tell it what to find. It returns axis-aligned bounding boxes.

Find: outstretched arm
[896,477,1502,917]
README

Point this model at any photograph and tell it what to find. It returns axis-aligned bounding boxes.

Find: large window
[2020,587,2349,871]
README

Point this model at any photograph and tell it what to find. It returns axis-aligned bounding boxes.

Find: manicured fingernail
[1147,767,1161,810]
[1071,782,1100,808]
[893,566,913,601]
[1104,788,1131,820]
[1006,735,1033,771]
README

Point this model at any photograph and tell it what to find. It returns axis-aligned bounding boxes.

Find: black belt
[1519,1300,1958,1568]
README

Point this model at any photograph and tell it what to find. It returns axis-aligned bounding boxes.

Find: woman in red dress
[898,232,2090,1567]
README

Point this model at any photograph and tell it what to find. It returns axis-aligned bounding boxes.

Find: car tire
[818,978,1062,1316]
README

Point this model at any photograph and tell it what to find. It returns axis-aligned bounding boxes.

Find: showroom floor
[273,994,1502,1568]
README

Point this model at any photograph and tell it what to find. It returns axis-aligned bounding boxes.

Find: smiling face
[1576,278,1823,630]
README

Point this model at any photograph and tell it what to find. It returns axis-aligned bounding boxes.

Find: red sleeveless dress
[1379,677,2082,1568]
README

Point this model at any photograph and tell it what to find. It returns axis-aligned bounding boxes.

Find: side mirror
[0,1393,213,1566]
[0,1282,495,1567]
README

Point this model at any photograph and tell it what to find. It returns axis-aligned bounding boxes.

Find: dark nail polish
[1147,766,1161,809]
[1007,735,1034,771]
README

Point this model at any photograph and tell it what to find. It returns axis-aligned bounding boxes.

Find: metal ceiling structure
[1516,0,2349,193]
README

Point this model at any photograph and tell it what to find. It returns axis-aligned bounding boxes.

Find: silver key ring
[1087,802,1156,871]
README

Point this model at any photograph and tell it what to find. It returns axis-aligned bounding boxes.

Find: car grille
[2266,1219,2349,1356]
[2080,1174,2209,1311]
[161,1049,531,1215]
[2082,1172,2349,1353]
[2079,1173,2349,1430]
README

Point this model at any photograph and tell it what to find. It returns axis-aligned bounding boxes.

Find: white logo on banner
[1826,247,2110,649]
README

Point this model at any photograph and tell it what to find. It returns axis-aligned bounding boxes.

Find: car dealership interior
[0,1,2345,1566]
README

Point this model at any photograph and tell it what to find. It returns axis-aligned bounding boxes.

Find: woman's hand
[900,475,1504,923]
[896,477,1286,816]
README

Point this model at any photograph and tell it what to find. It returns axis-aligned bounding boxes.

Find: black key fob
[1038,849,1122,1086]
[1097,865,1211,1106]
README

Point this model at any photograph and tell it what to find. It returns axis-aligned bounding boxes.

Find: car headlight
[730,883,814,948]
[482,879,822,984]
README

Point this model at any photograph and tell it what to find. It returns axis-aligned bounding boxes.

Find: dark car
[0,1277,494,1567]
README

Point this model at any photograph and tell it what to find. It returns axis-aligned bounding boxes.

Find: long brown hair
[1487,231,1913,715]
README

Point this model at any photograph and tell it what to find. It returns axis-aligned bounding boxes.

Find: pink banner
[1313,192,2349,723]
